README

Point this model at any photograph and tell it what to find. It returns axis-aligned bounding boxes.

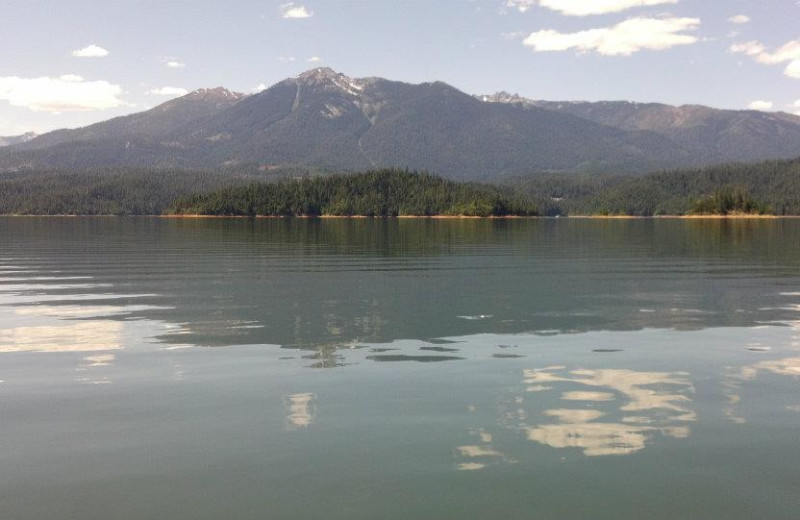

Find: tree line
[506,157,800,216]
[168,170,540,217]
[0,157,798,216]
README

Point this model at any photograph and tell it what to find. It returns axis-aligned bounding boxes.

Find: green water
[1,218,799,519]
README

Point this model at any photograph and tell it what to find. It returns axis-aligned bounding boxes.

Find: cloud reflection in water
[519,366,696,456]
[285,393,317,429]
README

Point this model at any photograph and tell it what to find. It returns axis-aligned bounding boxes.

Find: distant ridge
[1,68,800,179]
[480,93,800,164]
[0,132,37,147]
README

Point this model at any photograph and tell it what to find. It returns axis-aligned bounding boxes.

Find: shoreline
[1,214,796,219]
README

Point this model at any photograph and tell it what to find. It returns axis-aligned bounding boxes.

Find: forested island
[1,157,799,217]
[167,170,539,217]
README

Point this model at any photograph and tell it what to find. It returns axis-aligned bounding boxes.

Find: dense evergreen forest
[507,158,800,216]
[0,157,798,216]
[0,169,288,215]
[168,170,540,217]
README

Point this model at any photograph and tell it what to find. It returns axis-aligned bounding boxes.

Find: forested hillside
[1,158,798,216]
[168,170,540,217]
[0,169,289,215]
[509,158,800,216]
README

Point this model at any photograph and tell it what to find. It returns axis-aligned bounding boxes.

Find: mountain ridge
[1,68,799,179]
[0,132,38,147]
[479,92,800,163]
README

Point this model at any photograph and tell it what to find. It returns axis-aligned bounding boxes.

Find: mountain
[0,132,37,147]
[1,68,799,179]
[481,93,800,164]
[188,68,702,177]
[3,88,245,170]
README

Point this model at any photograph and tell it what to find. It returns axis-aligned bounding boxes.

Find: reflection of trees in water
[6,219,800,350]
[161,218,800,264]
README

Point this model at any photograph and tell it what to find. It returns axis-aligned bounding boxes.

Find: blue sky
[1,0,799,135]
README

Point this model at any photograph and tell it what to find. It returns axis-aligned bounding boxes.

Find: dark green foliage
[168,170,540,217]
[507,158,800,216]
[0,169,285,215]
[1,157,798,216]
[689,188,769,215]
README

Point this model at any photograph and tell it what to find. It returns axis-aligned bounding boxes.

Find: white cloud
[71,44,109,58]
[730,41,765,56]
[278,56,296,63]
[794,99,800,116]
[281,3,313,18]
[523,17,700,56]
[728,14,750,24]
[730,39,800,79]
[747,100,773,110]
[507,0,676,16]
[756,40,800,65]
[251,83,268,93]
[59,74,84,82]
[147,87,189,96]
[505,0,537,12]
[307,56,323,63]
[159,57,186,68]
[786,60,800,79]
[0,75,126,112]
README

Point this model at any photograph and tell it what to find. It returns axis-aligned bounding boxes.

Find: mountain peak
[297,67,340,81]
[187,87,245,101]
[478,91,533,106]
[295,67,365,96]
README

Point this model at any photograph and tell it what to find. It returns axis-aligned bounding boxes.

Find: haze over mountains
[485,94,800,165]
[2,68,800,180]
[0,132,37,147]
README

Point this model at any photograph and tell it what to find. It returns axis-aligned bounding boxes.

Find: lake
[1,217,799,519]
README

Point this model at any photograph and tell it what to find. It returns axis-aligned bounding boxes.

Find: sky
[1,0,799,135]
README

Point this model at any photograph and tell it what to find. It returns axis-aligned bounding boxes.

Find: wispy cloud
[147,87,189,96]
[730,39,800,79]
[505,0,537,12]
[251,83,268,93]
[307,56,323,63]
[71,44,109,58]
[728,14,750,24]
[523,17,700,56]
[747,100,772,110]
[729,41,765,56]
[281,3,313,19]
[507,0,677,16]
[159,57,186,68]
[278,56,296,63]
[0,74,126,112]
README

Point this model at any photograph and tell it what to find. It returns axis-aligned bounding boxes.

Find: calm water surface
[1,218,799,519]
